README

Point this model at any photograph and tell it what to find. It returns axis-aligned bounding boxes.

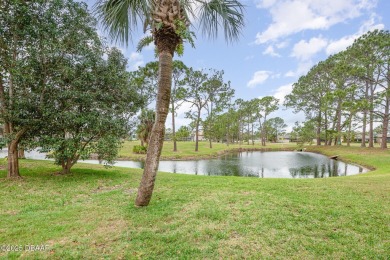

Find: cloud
[263,46,281,57]
[326,36,356,55]
[284,61,313,78]
[129,52,144,70]
[326,14,384,55]
[255,0,377,44]
[165,101,194,129]
[276,41,289,49]
[291,36,328,60]
[255,0,278,8]
[269,83,306,131]
[273,83,293,103]
[247,71,272,88]
[245,55,255,60]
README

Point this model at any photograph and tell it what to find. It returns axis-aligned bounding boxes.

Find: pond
[0,149,368,178]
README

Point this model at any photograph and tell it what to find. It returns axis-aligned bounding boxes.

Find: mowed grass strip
[118,140,297,160]
[0,145,389,259]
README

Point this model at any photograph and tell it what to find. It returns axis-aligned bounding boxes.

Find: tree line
[131,61,284,151]
[285,30,390,149]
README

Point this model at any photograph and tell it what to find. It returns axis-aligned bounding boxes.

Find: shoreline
[114,146,297,162]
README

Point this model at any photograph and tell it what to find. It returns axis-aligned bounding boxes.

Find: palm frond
[136,35,154,52]
[93,0,151,45]
[194,0,245,43]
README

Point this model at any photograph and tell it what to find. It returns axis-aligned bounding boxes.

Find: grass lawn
[118,140,297,160]
[0,144,389,259]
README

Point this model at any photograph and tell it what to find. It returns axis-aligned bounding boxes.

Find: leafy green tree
[240,99,259,145]
[171,60,188,151]
[266,117,287,142]
[348,30,390,148]
[183,69,209,151]
[204,71,234,148]
[95,0,244,206]
[258,96,279,146]
[325,51,358,146]
[234,98,245,145]
[292,120,316,145]
[176,125,191,141]
[40,48,143,174]
[0,0,104,178]
[285,61,332,146]
[130,61,159,106]
[352,30,390,149]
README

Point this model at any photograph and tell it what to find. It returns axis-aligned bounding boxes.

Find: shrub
[133,145,147,154]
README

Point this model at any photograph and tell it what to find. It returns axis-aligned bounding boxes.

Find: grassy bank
[118,140,297,160]
[0,145,389,259]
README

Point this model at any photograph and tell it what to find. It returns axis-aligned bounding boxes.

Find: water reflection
[155,151,367,178]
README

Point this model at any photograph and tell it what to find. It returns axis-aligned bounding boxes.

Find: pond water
[0,149,368,178]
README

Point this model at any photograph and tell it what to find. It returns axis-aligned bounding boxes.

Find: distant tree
[204,71,234,148]
[170,60,188,151]
[259,97,279,146]
[285,62,332,146]
[240,99,259,145]
[349,30,389,148]
[183,69,209,152]
[164,127,173,141]
[234,98,245,145]
[130,62,159,106]
[292,121,316,145]
[266,117,287,142]
[137,109,156,146]
[176,126,191,141]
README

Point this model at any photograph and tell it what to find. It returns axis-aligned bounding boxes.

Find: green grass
[0,144,389,259]
[119,140,297,160]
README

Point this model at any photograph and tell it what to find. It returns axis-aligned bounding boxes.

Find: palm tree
[137,108,156,146]
[95,0,245,207]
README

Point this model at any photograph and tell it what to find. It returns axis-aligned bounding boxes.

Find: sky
[84,0,390,131]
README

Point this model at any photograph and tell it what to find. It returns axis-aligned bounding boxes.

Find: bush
[133,145,147,154]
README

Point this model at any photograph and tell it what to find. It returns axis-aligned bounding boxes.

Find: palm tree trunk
[135,50,172,207]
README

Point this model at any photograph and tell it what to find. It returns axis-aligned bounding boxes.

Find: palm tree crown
[95,0,245,51]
